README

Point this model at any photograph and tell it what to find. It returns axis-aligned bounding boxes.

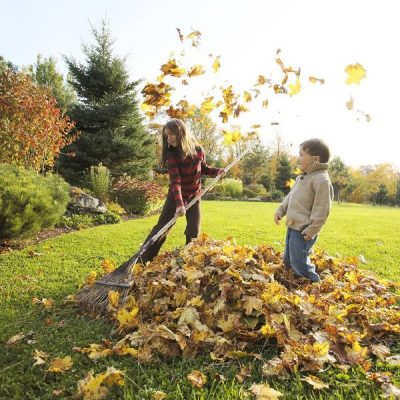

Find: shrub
[0,165,70,239]
[242,187,256,198]
[57,214,94,230]
[271,189,284,201]
[246,183,267,196]
[105,201,125,215]
[214,178,243,198]
[112,175,165,215]
[57,211,120,229]
[87,163,112,201]
[92,211,121,225]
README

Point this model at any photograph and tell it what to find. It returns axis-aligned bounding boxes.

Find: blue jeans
[283,227,320,282]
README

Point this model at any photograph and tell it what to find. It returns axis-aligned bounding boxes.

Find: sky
[1,0,399,169]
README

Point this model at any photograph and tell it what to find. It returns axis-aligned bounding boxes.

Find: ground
[0,201,399,399]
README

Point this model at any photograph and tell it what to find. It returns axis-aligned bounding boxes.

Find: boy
[274,139,334,282]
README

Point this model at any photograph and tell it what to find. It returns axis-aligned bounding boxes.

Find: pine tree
[26,54,76,113]
[275,155,293,194]
[58,20,155,184]
[375,184,388,205]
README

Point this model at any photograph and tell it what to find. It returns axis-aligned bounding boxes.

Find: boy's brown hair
[300,138,330,163]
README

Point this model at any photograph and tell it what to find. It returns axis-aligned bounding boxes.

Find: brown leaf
[187,370,207,388]
[250,383,283,399]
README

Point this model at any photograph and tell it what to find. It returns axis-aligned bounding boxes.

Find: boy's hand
[217,168,226,177]
[302,232,314,241]
[274,213,281,225]
[175,206,186,217]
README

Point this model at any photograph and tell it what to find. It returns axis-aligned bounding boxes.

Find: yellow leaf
[141,103,157,119]
[346,96,354,110]
[101,259,116,273]
[200,96,216,114]
[77,373,107,400]
[212,56,221,73]
[309,76,325,85]
[84,271,97,286]
[80,344,113,360]
[231,131,242,143]
[250,383,283,399]
[48,356,73,373]
[33,349,49,366]
[187,370,207,388]
[32,297,54,308]
[223,131,234,146]
[345,63,366,84]
[160,58,186,77]
[117,307,139,331]
[288,77,301,96]
[108,290,120,309]
[261,323,277,336]
[188,65,205,77]
[285,179,295,188]
[113,342,139,357]
[302,375,329,389]
[76,367,125,400]
[255,75,267,86]
[262,99,269,108]
[243,91,252,103]
[152,391,167,400]
[186,30,201,46]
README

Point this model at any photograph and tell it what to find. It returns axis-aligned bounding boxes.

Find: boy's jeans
[283,227,320,282]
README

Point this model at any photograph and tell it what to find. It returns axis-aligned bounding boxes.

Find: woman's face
[164,127,177,147]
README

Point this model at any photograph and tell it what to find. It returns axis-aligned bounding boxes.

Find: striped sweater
[167,146,222,208]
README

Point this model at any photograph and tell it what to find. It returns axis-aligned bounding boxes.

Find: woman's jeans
[139,192,201,263]
[283,227,320,282]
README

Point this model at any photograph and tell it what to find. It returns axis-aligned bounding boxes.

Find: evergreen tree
[275,155,293,194]
[58,20,155,184]
[375,184,388,205]
[0,55,18,73]
[26,54,76,112]
[242,144,270,185]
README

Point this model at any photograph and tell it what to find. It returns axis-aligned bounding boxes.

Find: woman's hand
[175,206,186,217]
[217,168,226,177]
[274,213,281,225]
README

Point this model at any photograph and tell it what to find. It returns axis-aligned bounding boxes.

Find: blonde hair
[161,119,201,167]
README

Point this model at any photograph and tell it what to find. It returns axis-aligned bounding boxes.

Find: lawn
[1,201,399,399]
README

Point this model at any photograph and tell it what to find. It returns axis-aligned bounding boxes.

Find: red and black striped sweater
[167,146,222,208]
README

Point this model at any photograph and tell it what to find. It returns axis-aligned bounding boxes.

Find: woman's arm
[167,152,184,208]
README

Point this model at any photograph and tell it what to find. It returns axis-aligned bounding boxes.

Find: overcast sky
[1,0,399,168]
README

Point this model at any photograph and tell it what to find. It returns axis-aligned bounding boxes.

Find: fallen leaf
[370,343,390,361]
[6,332,25,346]
[302,375,329,389]
[250,383,283,399]
[33,349,49,366]
[152,391,167,400]
[48,356,73,373]
[187,370,207,388]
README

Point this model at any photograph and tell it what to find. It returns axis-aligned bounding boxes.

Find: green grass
[1,201,399,399]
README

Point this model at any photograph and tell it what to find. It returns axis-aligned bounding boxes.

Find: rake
[77,141,257,314]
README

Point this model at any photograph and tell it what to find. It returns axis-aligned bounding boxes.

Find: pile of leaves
[80,234,400,393]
